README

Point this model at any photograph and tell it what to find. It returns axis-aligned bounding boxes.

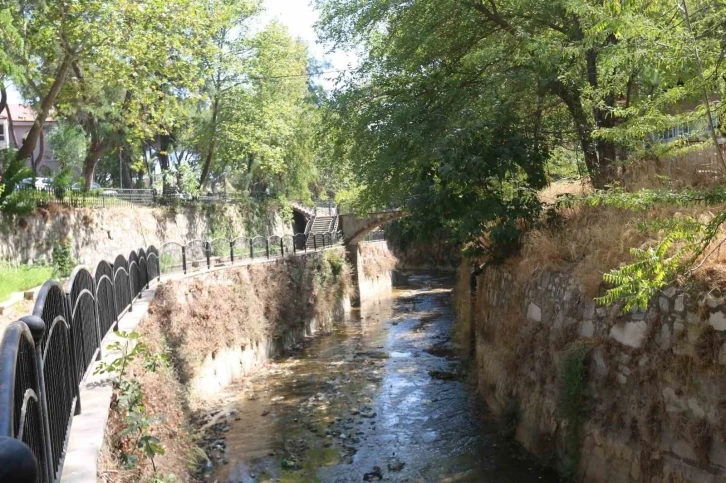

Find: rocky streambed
[194,272,561,482]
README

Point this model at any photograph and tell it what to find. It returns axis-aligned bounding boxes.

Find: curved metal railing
[159,241,185,275]
[66,268,100,385]
[94,260,117,339]
[113,254,132,318]
[209,237,233,266]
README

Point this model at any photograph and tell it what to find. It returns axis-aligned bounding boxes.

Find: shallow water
[204,272,561,483]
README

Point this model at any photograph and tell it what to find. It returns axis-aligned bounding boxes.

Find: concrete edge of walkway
[60,248,343,483]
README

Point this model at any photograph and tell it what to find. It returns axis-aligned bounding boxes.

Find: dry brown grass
[538,178,592,205]
[623,146,726,192]
[361,243,398,279]
[515,201,726,297]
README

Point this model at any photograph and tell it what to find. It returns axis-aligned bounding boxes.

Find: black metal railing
[13,186,278,210]
[158,230,343,275]
[363,230,386,242]
[0,243,162,482]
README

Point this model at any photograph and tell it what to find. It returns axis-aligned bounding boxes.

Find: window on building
[0,124,5,143]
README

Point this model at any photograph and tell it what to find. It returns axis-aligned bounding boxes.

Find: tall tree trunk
[83,137,104,189]
[198,95,219,190]
[157,133,172,194]
[16,53,73,161]
[120,149,133,189]
[0,85,6,120]
[32,128,45,175]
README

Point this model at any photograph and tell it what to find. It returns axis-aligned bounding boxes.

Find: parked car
[71,182,102,190]
[18,177,53,190]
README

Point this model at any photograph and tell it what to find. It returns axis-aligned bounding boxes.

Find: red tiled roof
[0,104,54,122]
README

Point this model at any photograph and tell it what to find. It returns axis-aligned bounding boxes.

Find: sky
[261,0,357,90]
[6,0,354,103]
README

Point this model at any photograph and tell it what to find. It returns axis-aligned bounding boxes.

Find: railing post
[205,241,211,269]
[182,246,187,274]
[128,265,133,312]
[293,238,297,255]
[265,239,270,259]
[313,235,317,251]
[280,238,284,257]
[249,239,254,259]
[230,240,235,263]
[20,315,54,483]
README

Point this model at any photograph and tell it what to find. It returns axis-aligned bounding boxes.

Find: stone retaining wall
[458,262,726,482]
[0,204,287,266]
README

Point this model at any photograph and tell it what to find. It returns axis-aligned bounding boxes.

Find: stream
[200,271,561,482]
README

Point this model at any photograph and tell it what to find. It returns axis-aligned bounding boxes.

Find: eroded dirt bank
[197,272,560,482]
[100,250,353,481]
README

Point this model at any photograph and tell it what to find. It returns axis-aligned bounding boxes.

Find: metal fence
[363,230,386,242]
[159,231,343,275]
[0,246,160,482]
[0,230,344,481]
[12,186,276,210]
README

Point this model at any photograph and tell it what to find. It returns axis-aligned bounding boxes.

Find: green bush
[52,239,75,278]
[0,149,34,215]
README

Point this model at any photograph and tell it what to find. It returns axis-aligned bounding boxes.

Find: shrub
[52,238,75,278]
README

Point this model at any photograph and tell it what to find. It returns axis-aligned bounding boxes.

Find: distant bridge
[339,210,405,245]
[291,201,404,246]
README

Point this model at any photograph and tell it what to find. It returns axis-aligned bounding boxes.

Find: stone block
[658,323,672,351]
[610,321,648,348]
[720,343,726,366]
[674,294,685,313]
[593,347,608,375]
[659,297,670,312]
[663,387,687,413]
[709,311,726,331]
[526,302,542,322]
[663,286,677,298]
[672,439,698,461]
[706,294,721,309]
[579,320,595,338]
[687,398,706,419]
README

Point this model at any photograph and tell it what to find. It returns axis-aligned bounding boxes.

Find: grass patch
[0,264,53,302]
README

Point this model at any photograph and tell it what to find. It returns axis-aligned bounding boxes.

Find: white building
[0,104,59,174]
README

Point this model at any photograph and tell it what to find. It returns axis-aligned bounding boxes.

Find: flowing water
[202,272,561,483]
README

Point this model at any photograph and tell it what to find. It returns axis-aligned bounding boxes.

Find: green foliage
[51,239,75,278]
[558,342,589,480]
[96,331,170,474]
[559,185,726,311]
[47,122,88,171]
[52,167,73,191]
[325,250,344,278]
[598,211,726,312]
[558,185,726,212]
[0,150,34,214]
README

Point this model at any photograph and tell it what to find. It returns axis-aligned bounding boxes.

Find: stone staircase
[306,215,336,248]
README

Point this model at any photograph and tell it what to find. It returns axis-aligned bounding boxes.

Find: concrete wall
[0,204,289,267]
[347,240,396,304]
[458,262,726,483]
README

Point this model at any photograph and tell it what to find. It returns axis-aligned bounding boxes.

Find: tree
[193,21,319,201]
[316,0,702,189]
